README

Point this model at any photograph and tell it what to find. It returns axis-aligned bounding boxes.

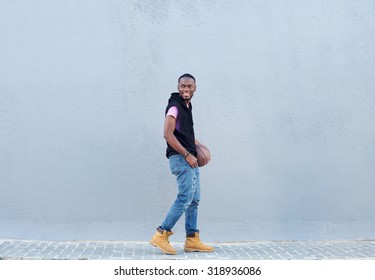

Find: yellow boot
[150,228,177,255]
[184,232,214,252]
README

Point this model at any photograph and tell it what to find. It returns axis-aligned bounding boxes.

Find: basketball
[196,144,211,167]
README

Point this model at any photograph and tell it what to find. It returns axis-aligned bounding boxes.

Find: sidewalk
[1,239,375,260]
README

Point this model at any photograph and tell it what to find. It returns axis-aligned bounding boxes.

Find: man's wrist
[184,151,190,159]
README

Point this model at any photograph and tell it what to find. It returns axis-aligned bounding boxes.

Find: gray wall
[1,0,374,242]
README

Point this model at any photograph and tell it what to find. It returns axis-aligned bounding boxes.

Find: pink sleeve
[166,106,179,119]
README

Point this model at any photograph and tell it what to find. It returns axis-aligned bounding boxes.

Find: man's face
[177,77,196,102]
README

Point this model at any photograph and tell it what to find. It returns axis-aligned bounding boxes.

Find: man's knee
[176,193,195,210]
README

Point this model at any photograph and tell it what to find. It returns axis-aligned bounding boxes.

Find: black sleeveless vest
[165,92,197,158]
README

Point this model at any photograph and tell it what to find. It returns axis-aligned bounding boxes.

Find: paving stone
[1,239,375,260]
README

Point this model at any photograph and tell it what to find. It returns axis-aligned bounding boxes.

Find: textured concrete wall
[1,0,374,241]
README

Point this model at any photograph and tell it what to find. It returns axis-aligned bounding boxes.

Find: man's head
[177,73,196,102]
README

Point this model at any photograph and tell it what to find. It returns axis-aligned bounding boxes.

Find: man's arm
[164,115,198,168]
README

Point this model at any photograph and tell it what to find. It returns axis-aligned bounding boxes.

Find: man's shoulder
[166,106,179,119]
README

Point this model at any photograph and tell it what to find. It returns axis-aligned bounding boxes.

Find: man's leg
[151,155,197,254]
[161,162,197,231]
[183,167,214,252]
[184,167,200,234]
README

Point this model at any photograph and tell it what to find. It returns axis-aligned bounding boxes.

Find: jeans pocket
[169,155,182,175]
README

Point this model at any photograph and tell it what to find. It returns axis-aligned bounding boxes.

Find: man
[150,73,214,255]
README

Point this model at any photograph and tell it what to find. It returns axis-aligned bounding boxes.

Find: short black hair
[178,73,196,83]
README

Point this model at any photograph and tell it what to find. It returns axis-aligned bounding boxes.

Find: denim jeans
[160,154,200,235]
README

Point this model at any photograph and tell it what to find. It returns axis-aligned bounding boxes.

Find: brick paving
[1,239,375,260]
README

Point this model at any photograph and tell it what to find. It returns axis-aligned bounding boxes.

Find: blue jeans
[160,154,200,235]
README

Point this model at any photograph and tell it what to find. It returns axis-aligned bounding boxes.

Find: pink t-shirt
[166,106,180,131]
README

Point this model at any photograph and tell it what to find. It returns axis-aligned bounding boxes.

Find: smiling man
[150,73,214,255]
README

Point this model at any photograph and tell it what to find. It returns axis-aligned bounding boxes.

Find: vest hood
[166,92,192,113]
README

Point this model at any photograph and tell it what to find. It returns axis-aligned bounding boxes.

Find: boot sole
[184,248,214,253]
[150,240,177,255]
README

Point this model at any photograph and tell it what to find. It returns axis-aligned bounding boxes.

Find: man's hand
[185,153,198,168]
